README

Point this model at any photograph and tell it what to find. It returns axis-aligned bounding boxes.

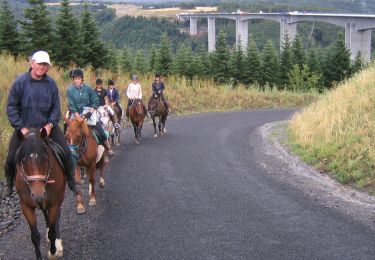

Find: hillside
[289,63,375,193]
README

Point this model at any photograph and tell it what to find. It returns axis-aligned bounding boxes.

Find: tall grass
[289,63,375,193]
[0,54,319,179]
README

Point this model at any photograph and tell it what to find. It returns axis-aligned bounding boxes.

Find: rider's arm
[7,76,24,130]
[66,86,79,114]
[88,86,100,110]
[47,79,61,128]
[138,84,143,99]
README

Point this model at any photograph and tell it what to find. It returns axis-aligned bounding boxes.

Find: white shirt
[126,82,142,99]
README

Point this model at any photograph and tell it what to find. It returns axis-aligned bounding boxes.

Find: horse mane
[81,120,92,137]
[15,129,48,165]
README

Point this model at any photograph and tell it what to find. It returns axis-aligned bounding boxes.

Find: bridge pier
[280,18,297,49]
[345,22,371,62]
[208,17,216,52]
[190,17,198,36]
[236,19,248,50]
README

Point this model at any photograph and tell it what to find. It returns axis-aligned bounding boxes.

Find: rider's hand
[158,90,161,93]
[20,127,29,136]
[42,124,52,136]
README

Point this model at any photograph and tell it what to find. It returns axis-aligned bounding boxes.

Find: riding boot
[103,140,115,156]
[1,177,13,198]
[66,156,82,195]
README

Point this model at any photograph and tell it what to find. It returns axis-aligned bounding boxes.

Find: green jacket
[66,83,99,114]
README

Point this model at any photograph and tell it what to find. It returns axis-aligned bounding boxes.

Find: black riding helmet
[70,68,84,78]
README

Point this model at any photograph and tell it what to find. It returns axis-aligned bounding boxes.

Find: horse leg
[158,117,163,135]
[152,117,158,138]
[116,127,121,146]
[20,203,42,259]
[46,206,63,259]
[99,166,105,188]
[75,167,85,215]
[87,166,97,206]
[162,115,167,134]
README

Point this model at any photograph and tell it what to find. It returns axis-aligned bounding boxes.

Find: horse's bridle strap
[24,175,48,182]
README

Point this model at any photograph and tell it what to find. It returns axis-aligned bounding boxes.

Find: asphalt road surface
[1,109,375,260]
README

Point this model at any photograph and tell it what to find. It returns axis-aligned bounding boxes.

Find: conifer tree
[174,44,192,77]
[229,44,245,84]
[212,30,230,84]
[244,39,262,86]
[279,34,293,87]
[54,0,81,68]
[261,40,279,87]
[80,3,108,69]
[196,44,211,78]
[288,64,321,92]
[292,36,305,69]
[20,0,54,56]
[352,51,365,74]
[149,44,157,73]
[189,54,204,79]
[120,45,133,73]
[0,0,20,55]
[155,32,172,76]
[306,47,322,75]
[133,50,147,74]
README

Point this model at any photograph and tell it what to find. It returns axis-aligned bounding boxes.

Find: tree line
[0,0,366,91]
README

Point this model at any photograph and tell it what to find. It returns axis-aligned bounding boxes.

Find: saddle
[46,138,69,176]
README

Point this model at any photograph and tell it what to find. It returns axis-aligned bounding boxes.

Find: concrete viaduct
[178,12,375,62]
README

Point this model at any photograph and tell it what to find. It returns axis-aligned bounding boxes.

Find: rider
[94,78,108,107]
[126,75,146,118]
[151,73,169,114]
[1,50,81,197]
[107,79,121,112]
[66,68,114,156]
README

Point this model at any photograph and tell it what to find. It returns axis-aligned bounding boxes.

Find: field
[104,4,217,18]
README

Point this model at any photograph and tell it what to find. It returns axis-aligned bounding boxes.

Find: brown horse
[110,103,123,146]
[148,93,168,137]
[128,98,145,144]
[15,128,65,259]
[65,118,107,214]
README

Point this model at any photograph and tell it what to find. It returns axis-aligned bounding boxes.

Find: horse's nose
[31,191,46,204]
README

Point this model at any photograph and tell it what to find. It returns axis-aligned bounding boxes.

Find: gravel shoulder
[254,120,375,230]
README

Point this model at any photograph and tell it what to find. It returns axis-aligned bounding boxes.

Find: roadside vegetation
[0,53,319,179]
[288,63,375,194]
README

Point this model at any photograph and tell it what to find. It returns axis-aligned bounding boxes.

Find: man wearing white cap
[1,50,81,197]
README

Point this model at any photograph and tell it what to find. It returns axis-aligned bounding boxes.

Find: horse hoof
[135,140,140,144]
[163,128,167,134]
[89,198,96,206]
[99,180,105,188]
[154,134,158,138]
[77,206,86,215]
[47,251,58,260]
[55,239,63,257]
[116,142,120,146]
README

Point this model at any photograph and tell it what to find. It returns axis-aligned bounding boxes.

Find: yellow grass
[0,54,317,179]
[289,63,375,191]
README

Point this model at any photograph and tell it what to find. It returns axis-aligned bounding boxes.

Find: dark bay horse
[15,128,65,259]
[128,98,145,144]
[148,93,168,137]
[65,117,107,214]
[111,103,123,146]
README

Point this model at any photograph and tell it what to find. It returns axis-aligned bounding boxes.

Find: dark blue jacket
[152,81,165,95]
[7,70,61,130]
[107,88,119,103]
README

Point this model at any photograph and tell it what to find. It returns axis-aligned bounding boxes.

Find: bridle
[67,122,88,159]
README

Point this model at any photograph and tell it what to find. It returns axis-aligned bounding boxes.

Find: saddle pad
[96,145,105,163]
[89,127,101,144]
[46,139,68,174]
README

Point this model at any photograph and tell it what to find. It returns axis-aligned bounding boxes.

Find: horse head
[15,128,51,204]
[65,117,90,148]
[131,99,144,117]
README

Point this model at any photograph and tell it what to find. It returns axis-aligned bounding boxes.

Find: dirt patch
[255,121,375,230]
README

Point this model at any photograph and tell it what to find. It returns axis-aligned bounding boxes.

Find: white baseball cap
[31,51,51,65]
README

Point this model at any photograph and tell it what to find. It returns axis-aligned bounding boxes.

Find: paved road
[1,110,375,260]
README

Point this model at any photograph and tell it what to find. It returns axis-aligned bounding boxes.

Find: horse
[110,102,123,146]
[97,105,118,146]
[15,128,65,259]
[64,117,107,214]
[148,93,168,137]
[128,98,145,144]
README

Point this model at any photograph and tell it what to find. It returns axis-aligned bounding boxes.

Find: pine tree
[306,47,322,75]
[174,44,192,77]
[212,30,230,84]
[197,44,211,78]
[149,44,157,73]
[261,40,279,87]
[292,36,305,69]
[133,50,146,74]
[288,64,322,92]
[155,32,172,76]
[120,45,133,73]
[80,3,108,69]
[20,0,54,56]
[279,34,293,87]
[229,44,245,84]
[323,37,351,87]
[189,54,204,79]
[244,39,262,86]
[54,0,81,67]
[0,0,20,55]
